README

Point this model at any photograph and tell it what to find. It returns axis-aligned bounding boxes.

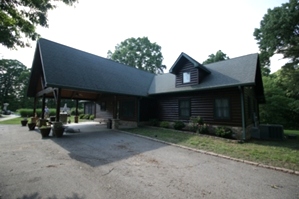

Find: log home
[28,38,265,140]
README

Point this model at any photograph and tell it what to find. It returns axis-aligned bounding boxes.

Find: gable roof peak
[169,52,210,74]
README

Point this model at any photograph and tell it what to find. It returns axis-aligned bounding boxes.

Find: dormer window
[183,72,190,83]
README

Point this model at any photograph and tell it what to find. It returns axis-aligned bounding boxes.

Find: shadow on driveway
[49,122,167,167]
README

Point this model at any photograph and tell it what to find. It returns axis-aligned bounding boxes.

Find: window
[119,100,135,119]
[183,72,191,83]
[214,98,230,119]
[179,99,190,118]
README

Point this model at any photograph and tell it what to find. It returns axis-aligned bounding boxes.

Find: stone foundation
[112,120,137,129]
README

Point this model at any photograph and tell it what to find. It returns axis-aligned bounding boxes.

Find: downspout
[137,97,142,127]
[238,86,246,141]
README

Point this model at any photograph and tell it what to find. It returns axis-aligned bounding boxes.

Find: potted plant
[21,117,28,126]
[27,122,36,130]
[52,121,65,137]
[39,125,51,138]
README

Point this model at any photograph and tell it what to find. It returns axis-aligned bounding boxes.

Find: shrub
[70,108,84,115]
[19,108,56,118]
[189,116,204,132]
[198,123,209,134]
[89,115,95,120]
[79,114,85,119]
[173,121,185,130]
[160,121,170,128]
[19,109,33,117]
[83,114,90,119]
[149,119,159,126]
[215,126,232,138]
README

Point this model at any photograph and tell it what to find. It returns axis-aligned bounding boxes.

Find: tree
[107,37,165,74]
[202,50,229,64]
[253,0,299,73]
[275,64,299,99]
[259,71,299,128]
[259,75,299,128]
[0,59,31,111]
[0,0,77,49]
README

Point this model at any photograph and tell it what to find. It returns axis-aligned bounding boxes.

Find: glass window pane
[183,72,190,83]
[215,98,229,119]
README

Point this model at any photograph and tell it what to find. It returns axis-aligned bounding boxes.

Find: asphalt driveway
[0,123,298,199]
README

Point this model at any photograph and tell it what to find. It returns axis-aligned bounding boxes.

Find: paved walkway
[0,114,20,121]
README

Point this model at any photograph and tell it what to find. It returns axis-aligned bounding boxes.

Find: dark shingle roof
[148,53,259,94]
[28,39,263,101]
[33,38,155,97]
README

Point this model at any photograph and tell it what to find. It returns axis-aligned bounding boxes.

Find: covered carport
[27,38,155,126]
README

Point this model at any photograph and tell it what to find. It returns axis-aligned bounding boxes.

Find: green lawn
[125,127,299,171]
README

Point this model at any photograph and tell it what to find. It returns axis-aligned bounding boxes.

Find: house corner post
[137,97,141,127]
[239,86,246,141]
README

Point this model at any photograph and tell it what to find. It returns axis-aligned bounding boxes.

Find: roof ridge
[203,53,258,66]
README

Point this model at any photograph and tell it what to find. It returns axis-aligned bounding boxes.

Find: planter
[74,116,79,123]
[30,117,37,123]
[40,127,51,138]
[52,127,64,137]
[21,120,28,126]
[28,123,36,130]
[52,122,64,137]
[39,119,48,128]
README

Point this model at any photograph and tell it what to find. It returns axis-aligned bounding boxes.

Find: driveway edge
[120,130,299,176]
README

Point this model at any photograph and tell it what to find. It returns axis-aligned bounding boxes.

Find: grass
[125,127,299,171]
[284,129,299,136]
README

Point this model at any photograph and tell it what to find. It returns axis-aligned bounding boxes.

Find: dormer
[169,52,211,87]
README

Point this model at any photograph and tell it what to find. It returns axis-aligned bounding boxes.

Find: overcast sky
[0,0,289,73]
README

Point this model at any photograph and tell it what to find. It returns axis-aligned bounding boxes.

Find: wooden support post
[33,97,37,117]
[75,99,79,123]
[75,99,78,116]
[55,88,61,122]
[41,94,46,119]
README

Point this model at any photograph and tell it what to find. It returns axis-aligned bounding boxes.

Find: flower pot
[21,120,28,126]
[28,123,36,130]
[40,127,51,138]
[39,119,48,128]
[52,121,64,137]
[74,116,79,123]
[52,127,64,137]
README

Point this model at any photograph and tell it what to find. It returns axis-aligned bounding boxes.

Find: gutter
[238,86,246,141]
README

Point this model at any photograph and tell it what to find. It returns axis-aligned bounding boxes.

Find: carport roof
[27,38,155,97]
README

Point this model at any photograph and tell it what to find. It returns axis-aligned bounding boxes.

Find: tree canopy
[259,73,299,128]
[107,37,165,74]
[0,0,77,49]
[202,50,229,64]
[0,59,32,111]
[253,0,299,72]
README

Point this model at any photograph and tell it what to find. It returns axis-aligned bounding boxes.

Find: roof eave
[148,82,255,96]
